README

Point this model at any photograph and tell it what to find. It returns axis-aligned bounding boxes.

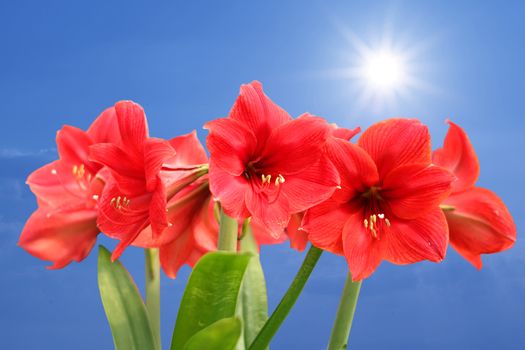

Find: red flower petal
[245,187,290,235]
[228,81,292,145]
[158,186,216,278]
[191,195,218,250]
[260,114,330,175]
[27,161,88,209]
[56,126,94,172]
[381,164,454,219]
[168,131,209,165]
[331,125,361,140]
[205,117,257,176]
[86,106,121,144]
[342,211,385,281]
[159,230,194,278]
[149,178,169,238]
[96,179,150,259]
[444,187,516,268]
[114,100,149,154]
[133,182,214,247]
[286,213,308,252]
[325,138,379,203]
[250,217,288,247]
[433,120,480,192]
[208,160,251,219]
[302,199,352,255]
[383,208,448,265]
[280,155,339,213]
[89,143,143,178]
[358,118,431,179]
[144,138,177,192]
[18,208,99,269]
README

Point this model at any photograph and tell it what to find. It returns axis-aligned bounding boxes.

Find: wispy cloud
[0,148,56,159]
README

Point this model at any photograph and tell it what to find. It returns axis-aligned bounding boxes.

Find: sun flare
[362,50,406,90]
[326,24,431,112]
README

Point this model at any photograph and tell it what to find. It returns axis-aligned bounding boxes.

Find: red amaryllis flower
[90,101,207,260]
[134,131,290,277]
[302,119,455,280]
[131,132,217,278]
[433,120,516,268]
[19,107,120,268]
[206,81,339,234]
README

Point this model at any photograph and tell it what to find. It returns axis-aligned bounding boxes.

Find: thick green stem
[145,248,161,350]
[327,273,362,350]
[217,207,238,252]
[248,246,323,350]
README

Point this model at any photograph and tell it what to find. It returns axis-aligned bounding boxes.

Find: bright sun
[328,26,428,112]
[363,51,406,89]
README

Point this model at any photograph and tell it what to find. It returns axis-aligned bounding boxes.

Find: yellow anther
[370,225,378,239]
[261,174,272,184]
[110,196,131,210]
[365,213,390,239]
[72,164,86,180]
[275,174,285,186]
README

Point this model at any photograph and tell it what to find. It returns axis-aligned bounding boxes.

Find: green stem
[217,207,238,252]
[248,246,323,350]
[327,273,362,350]
[145,248,161,350]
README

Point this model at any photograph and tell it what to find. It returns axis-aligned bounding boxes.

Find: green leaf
[97,245,157,350]
[170,251,252,350]
[183,317,242,350]
[238,223,269,349]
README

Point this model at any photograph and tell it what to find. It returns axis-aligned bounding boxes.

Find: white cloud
[0,148,56,159]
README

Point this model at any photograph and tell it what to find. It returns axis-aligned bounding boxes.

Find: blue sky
[1,1,524,349]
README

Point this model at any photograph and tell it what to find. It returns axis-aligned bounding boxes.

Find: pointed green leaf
[183,317,242,350]
[238,224,269,349]
[98,245,156,350]
[170,251,252,350]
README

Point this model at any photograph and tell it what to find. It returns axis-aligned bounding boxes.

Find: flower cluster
[19,81,516,280]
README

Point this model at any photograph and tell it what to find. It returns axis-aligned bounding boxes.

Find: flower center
[361,186,390,240]
[49,163,94,201]
[363,213,391,239]
[243,163,285,203]
[71,163,93,192]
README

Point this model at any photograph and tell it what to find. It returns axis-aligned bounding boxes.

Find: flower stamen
[72,164,86,180]
[275,174,285,186]
[261,174,272,184]
[110,196,131,210]
[363,213,390,239]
